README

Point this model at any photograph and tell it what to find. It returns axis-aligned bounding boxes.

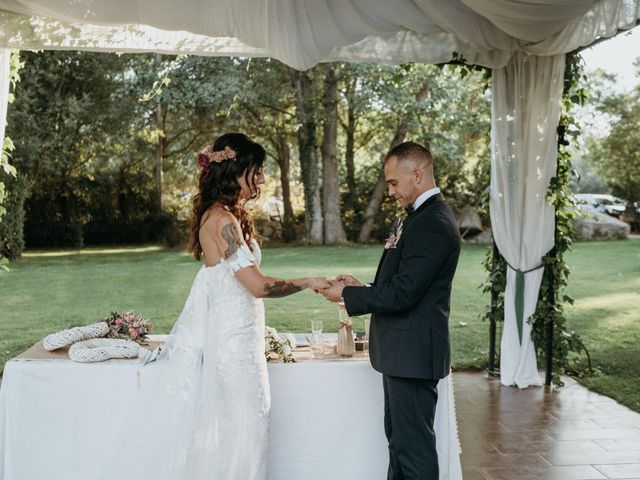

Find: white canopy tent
[0,0,638,388]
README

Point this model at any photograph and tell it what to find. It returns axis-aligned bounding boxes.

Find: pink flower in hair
[198,153,209,169]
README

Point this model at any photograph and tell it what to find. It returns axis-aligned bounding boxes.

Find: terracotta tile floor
[454,371,640,480]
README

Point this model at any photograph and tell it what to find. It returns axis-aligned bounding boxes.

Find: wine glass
[363,316,371,355]
[310,319,324,358]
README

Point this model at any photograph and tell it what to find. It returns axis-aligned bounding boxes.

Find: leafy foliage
[5,51,493,250]
[0,50,24,268]
[581,59,640,230]
[0,172,27,261]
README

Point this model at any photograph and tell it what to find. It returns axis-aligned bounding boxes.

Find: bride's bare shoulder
[200,206,243,256]
[201,205,238,231]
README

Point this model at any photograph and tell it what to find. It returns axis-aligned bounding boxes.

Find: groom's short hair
[385,141,433,169]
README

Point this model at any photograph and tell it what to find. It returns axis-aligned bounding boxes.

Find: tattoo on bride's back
[221,223,240,258]
[264,281,302,298]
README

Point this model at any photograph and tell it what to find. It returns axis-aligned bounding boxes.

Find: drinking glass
[310,319,324,358]
[363,316,371,355]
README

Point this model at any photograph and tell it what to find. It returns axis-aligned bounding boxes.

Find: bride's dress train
[98,241,269,480]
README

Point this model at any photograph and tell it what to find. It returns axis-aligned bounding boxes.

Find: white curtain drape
[490,52,566,388]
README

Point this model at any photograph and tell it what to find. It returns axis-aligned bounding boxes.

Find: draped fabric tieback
[504,261,545,345]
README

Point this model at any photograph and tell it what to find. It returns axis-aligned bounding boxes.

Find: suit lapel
[373,193,444,282]
[404,192,444,226]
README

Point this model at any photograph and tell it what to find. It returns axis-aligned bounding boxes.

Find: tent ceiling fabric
[0,0,637,69]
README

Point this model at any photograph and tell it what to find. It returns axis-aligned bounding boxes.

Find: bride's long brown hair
[188,133,265,261]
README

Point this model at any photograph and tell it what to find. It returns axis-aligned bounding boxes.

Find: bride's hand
[306,277,332,291]
[335,274,362,287]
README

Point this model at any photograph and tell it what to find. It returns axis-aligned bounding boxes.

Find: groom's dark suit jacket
[343,193,461,380]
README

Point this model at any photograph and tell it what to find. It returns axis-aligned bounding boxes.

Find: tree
[136,55,243,212]
[290,68,323,244]
[321,64,347,244]
[6,51,138,246]
[356,65,431,243]
[238,58,298,241]
[582,63,640,228]
[5,52,495,249]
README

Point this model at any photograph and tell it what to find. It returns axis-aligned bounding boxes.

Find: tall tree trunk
[154,100,165,214]
[343,77,358,209]
[290,68,323,244]
[321,65,347,244]
[274,135,296,242]
[357,125,408,243]
[117,165,128,218]
[357,83,430,243]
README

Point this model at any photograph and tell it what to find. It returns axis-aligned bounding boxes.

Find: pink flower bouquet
[103,311,153,344]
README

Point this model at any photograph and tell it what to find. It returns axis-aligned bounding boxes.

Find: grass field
[1,239,638,410]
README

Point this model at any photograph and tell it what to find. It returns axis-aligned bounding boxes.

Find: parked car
[574,193,628,217]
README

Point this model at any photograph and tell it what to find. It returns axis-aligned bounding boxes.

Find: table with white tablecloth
[0,334,462,480]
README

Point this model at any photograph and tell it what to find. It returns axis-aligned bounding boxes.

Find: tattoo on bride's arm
[264,281,302,298]
[221,223,241,258]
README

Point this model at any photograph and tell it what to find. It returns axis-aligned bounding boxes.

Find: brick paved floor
[455,371,640,480]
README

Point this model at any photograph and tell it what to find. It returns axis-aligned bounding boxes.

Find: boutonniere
[384,218,404,250]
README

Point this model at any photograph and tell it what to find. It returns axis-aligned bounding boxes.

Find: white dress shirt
[412,186,441,211]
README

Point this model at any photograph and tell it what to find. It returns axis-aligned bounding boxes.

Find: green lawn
[1,239,639,410]
[562,238,640,412]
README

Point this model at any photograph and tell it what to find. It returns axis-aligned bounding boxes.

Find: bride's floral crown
[198,145,237,170]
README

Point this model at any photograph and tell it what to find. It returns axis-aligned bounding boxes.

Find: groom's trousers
[383,374,439,480]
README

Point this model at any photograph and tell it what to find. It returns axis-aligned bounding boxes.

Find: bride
[100,133,329,480]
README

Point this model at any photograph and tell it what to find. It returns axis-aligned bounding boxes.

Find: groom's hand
[335,274,362,286]
[318,280,345,302]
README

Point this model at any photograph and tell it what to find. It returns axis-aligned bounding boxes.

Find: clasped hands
[306,275,363,302]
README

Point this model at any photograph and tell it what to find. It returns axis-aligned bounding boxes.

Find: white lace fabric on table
[96,240,270,480]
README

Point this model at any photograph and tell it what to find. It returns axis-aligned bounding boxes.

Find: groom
[319,141,461,479]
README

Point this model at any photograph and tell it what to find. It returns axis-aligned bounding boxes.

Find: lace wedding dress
[98,240,269,480]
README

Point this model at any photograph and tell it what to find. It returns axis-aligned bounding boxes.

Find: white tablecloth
[0,335,462,480]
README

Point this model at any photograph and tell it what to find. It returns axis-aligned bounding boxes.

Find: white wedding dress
[98,240,269,480]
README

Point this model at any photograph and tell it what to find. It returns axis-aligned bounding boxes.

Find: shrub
[0,172,28,261]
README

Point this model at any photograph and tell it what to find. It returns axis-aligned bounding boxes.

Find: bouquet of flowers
[103,311,153,345]
[264,326,297,363]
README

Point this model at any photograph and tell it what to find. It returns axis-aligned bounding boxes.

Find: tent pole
[487,240,499,377]
[545,124,562,386]
[545,247,555,386]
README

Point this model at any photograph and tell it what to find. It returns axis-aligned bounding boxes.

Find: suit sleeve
[343,217,457,317]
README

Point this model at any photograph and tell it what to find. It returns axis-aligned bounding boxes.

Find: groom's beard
[392,196,412,209]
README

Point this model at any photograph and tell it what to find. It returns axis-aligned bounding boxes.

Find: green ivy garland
[0,50,23,271]
[0,51,23,215]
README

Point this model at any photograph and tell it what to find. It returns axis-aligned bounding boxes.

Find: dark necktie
[405,204,415,215]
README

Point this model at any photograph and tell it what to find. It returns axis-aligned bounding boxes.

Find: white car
[573,193,628,217]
